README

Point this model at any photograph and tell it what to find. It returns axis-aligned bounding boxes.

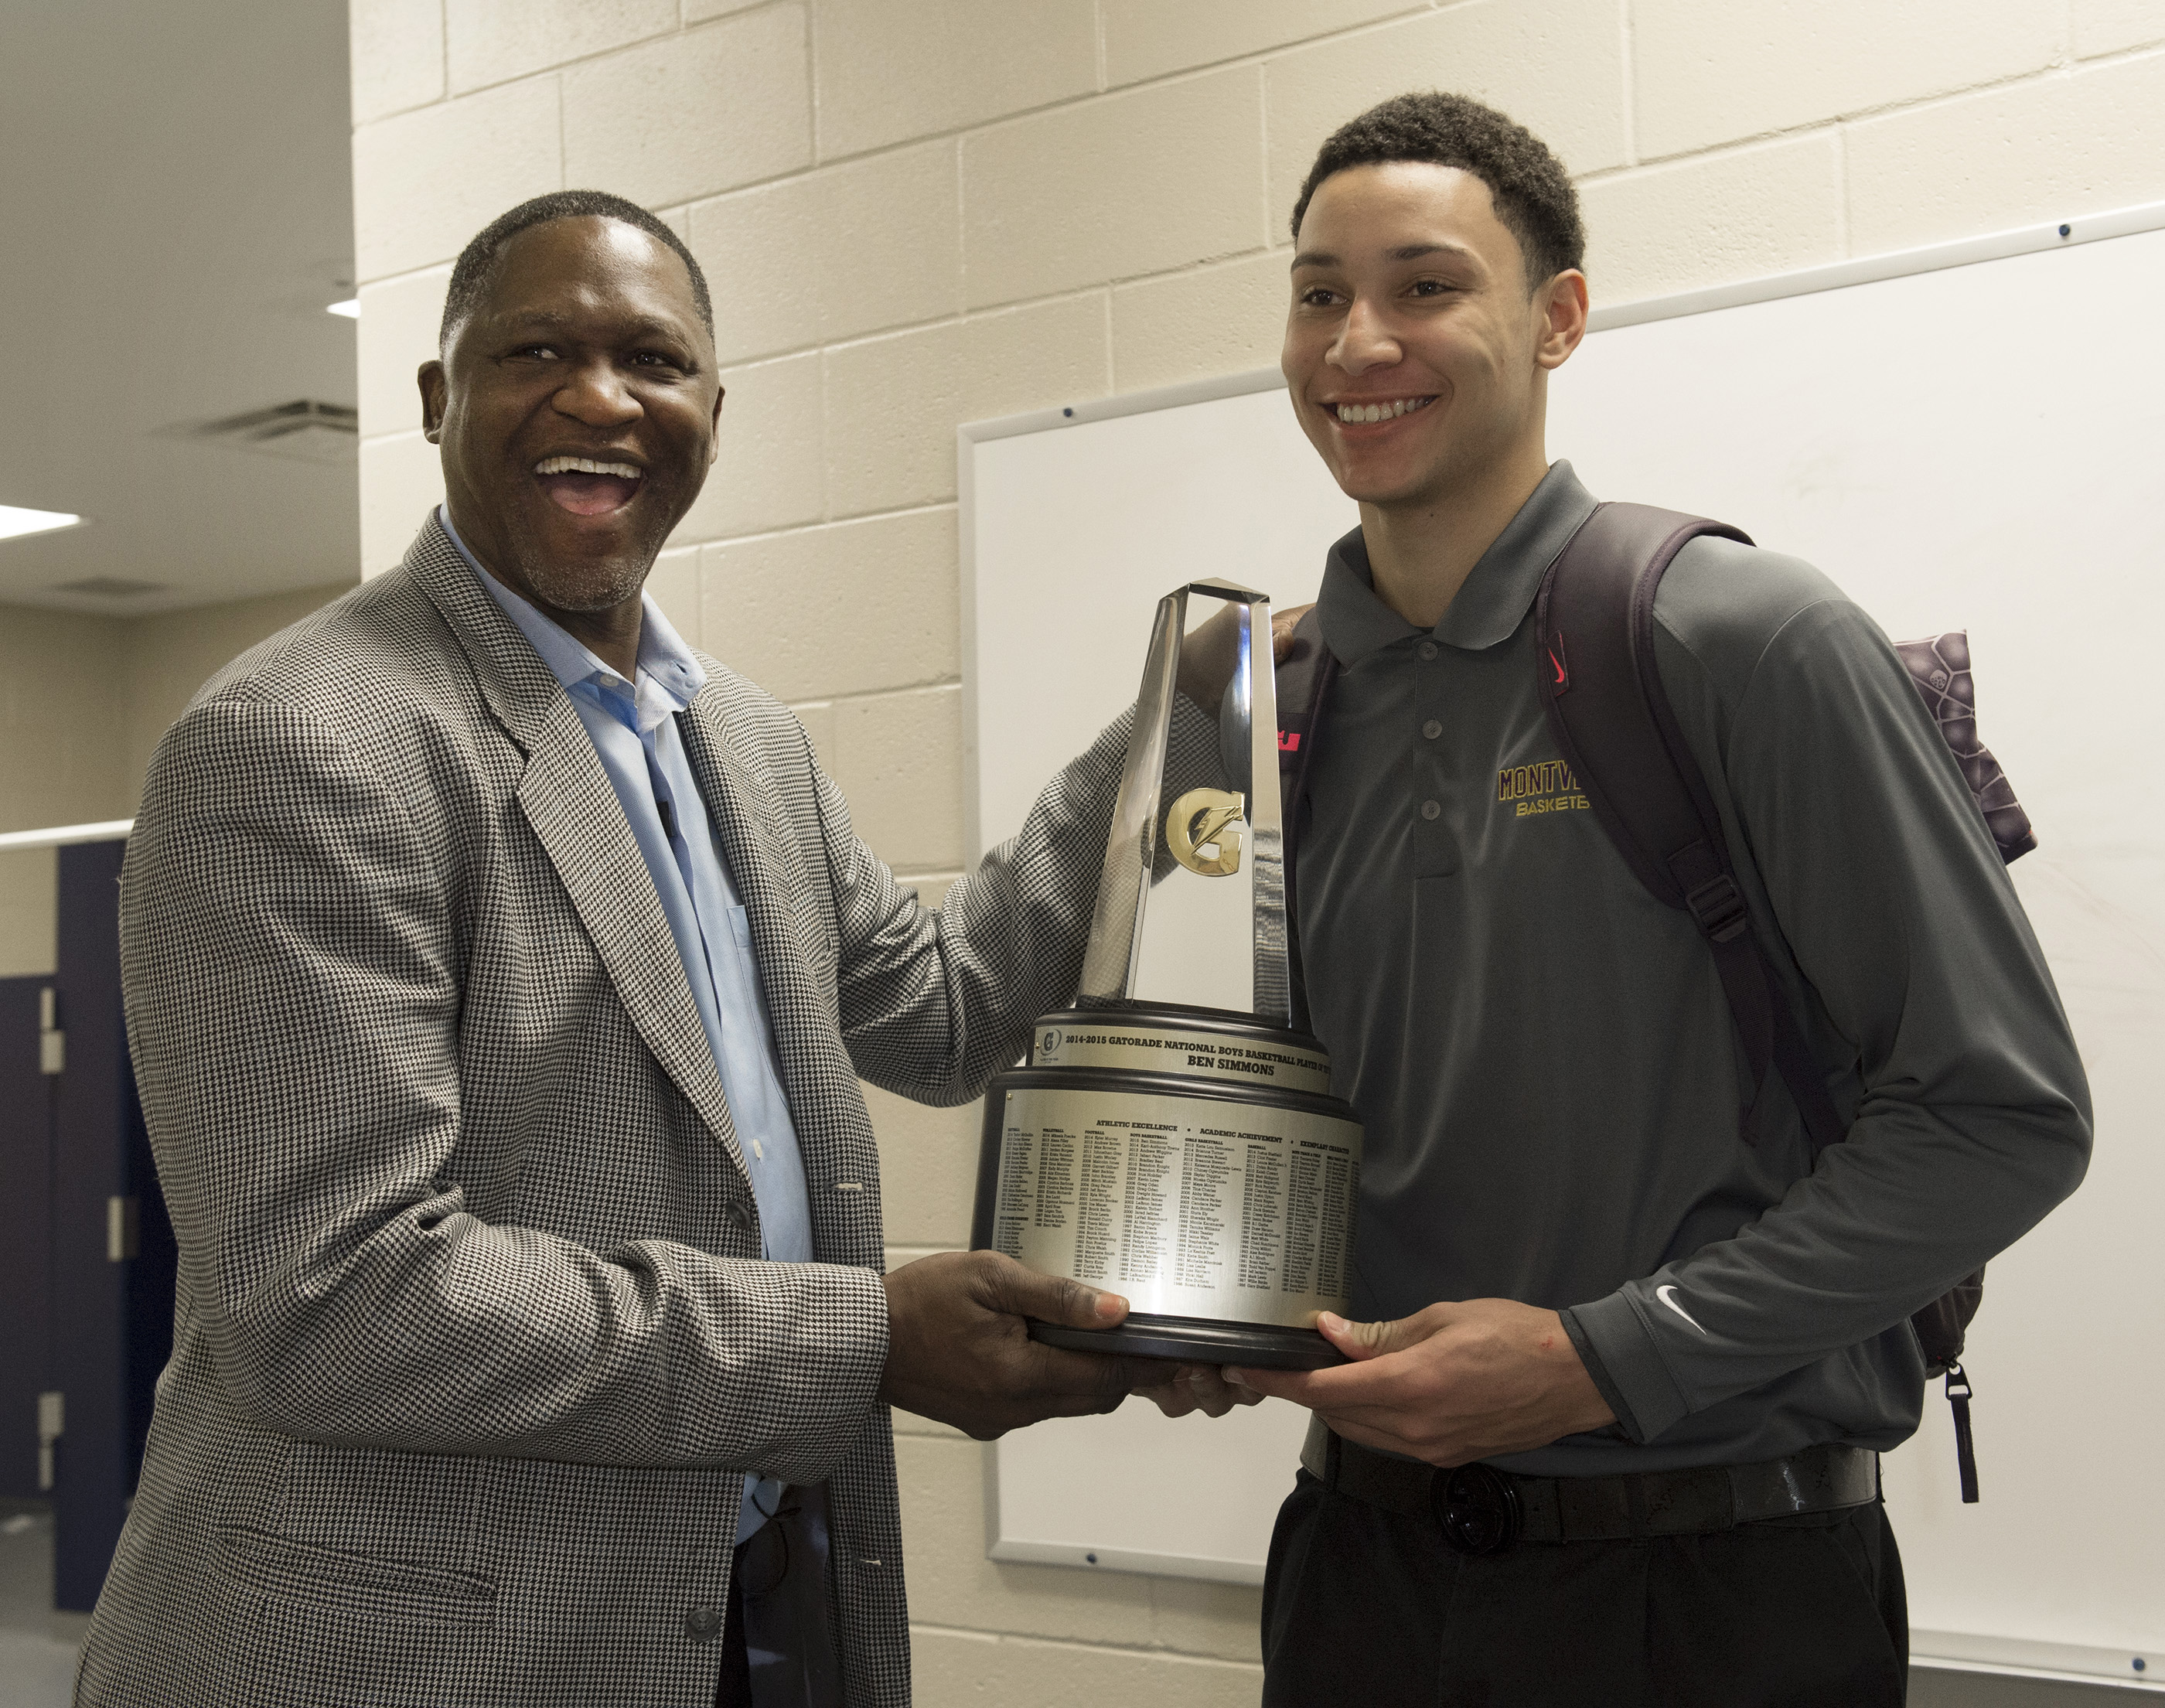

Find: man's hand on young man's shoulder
[1226,1298,1616,1466]
[1175,600,1316,712]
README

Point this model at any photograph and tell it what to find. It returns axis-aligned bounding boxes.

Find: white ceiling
[0,0,359,615]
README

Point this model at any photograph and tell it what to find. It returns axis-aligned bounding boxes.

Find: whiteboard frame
[956,199,2165,1690]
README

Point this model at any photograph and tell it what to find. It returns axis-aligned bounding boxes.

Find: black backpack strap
[1536,503,1845,1151]
[1275,609,1337,1033]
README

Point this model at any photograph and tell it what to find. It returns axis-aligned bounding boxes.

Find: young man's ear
[1535,271,1590,371]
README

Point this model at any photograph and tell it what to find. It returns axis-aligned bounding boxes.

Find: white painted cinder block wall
[345,3,2165,1700]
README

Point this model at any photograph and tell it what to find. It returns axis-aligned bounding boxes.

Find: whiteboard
[960,204,2165,1687]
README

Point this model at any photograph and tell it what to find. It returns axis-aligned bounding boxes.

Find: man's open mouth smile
[534,454,643,516]
[1329,395,1436,425]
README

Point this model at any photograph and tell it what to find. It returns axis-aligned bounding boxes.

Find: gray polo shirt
[1297,461,2089,1475]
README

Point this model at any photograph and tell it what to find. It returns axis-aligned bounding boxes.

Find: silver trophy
[970,581,1362,1369]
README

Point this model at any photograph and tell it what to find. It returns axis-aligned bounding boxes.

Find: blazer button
[724,1200,752,1229]
[685,1604,725,1641]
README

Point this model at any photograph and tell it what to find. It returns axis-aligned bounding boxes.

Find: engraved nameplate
[1031,1022,1332,1097]
[989,1084,1360,1328]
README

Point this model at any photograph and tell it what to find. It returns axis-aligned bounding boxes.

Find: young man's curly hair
[1291,91,1586,290]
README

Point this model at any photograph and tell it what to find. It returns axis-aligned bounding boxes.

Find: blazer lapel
[405,517,749,1171]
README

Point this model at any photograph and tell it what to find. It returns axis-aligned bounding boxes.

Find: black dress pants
[716,1487,844,1708]
[1261,1468,1908,1706]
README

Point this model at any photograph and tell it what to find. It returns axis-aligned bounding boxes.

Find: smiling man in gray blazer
[84,191,1229,1708]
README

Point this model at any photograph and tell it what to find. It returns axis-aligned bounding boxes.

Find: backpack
[1273,503,2037,1503]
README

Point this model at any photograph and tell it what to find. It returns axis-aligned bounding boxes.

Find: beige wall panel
[810,0,1098,162]
[1634,0,2061,161]
[1112,251,1292,394]
[645,543,702,649]
[828,685,962,871]
[1103,0,1425,88]
[823,294,1110,516]
[690,140,962,366]
[1578,132,1843,306]
[0,609,127,831]
[1144,1576,1268,1664]
[360,431,448,578]
[121,585,356,803]
[861,1081,979,1247]
[563,9,810,211]
[687,0,779,20]
[1263,0,1630,239]
[671,349,825,546]
[910,1626,1264,1706]
[446,0,677,96]
[350,0,446,126]
[697,507,959,701]
[356,266,452,438]
[687,179,827,366]
[1844,51,2165,256]
[962,70,1268,310]
[2075,0,2165,56]
[805,143,963,346]
[353,74,563,282]
[0,847,57,979]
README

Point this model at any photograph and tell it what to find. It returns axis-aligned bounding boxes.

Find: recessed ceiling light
[0,506,84,541]
[326,298,360,319]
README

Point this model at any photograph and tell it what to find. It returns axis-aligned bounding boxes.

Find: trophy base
[1028,1312,1345,1370]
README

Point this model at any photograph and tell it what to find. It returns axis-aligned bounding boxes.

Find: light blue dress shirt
[443,510,810,1547]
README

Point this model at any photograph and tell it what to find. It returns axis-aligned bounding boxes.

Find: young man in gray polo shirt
[1223,93,2092,1705]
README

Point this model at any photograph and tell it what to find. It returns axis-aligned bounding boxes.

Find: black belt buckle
[1434,1463,1522,1557]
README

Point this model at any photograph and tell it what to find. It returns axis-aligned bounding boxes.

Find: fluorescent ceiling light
[326,298,360,319]
[0,505,83,541]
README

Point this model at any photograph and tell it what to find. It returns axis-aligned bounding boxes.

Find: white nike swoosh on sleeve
[1655,1284,1708,1335]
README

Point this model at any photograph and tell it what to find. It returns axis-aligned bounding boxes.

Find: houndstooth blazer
[82,514,1198,1708]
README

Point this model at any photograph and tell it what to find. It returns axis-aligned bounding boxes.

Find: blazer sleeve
[822,696,1222,1107]
[121,695,885,1481]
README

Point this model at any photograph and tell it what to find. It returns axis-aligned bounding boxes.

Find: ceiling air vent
[186,398,359,465]
[52,576,167,598]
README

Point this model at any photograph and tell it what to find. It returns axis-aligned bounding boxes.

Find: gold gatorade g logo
[1167,789,1246,876]
[1497,759,1590,820]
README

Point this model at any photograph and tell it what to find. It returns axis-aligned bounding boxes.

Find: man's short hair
[1290,92,1586,289]
[439,189,714,346]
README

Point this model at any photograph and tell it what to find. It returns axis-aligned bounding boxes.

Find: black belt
[1300,1420,1877,1556]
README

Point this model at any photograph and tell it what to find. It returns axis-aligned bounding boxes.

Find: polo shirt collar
[1317,461,1598,665]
